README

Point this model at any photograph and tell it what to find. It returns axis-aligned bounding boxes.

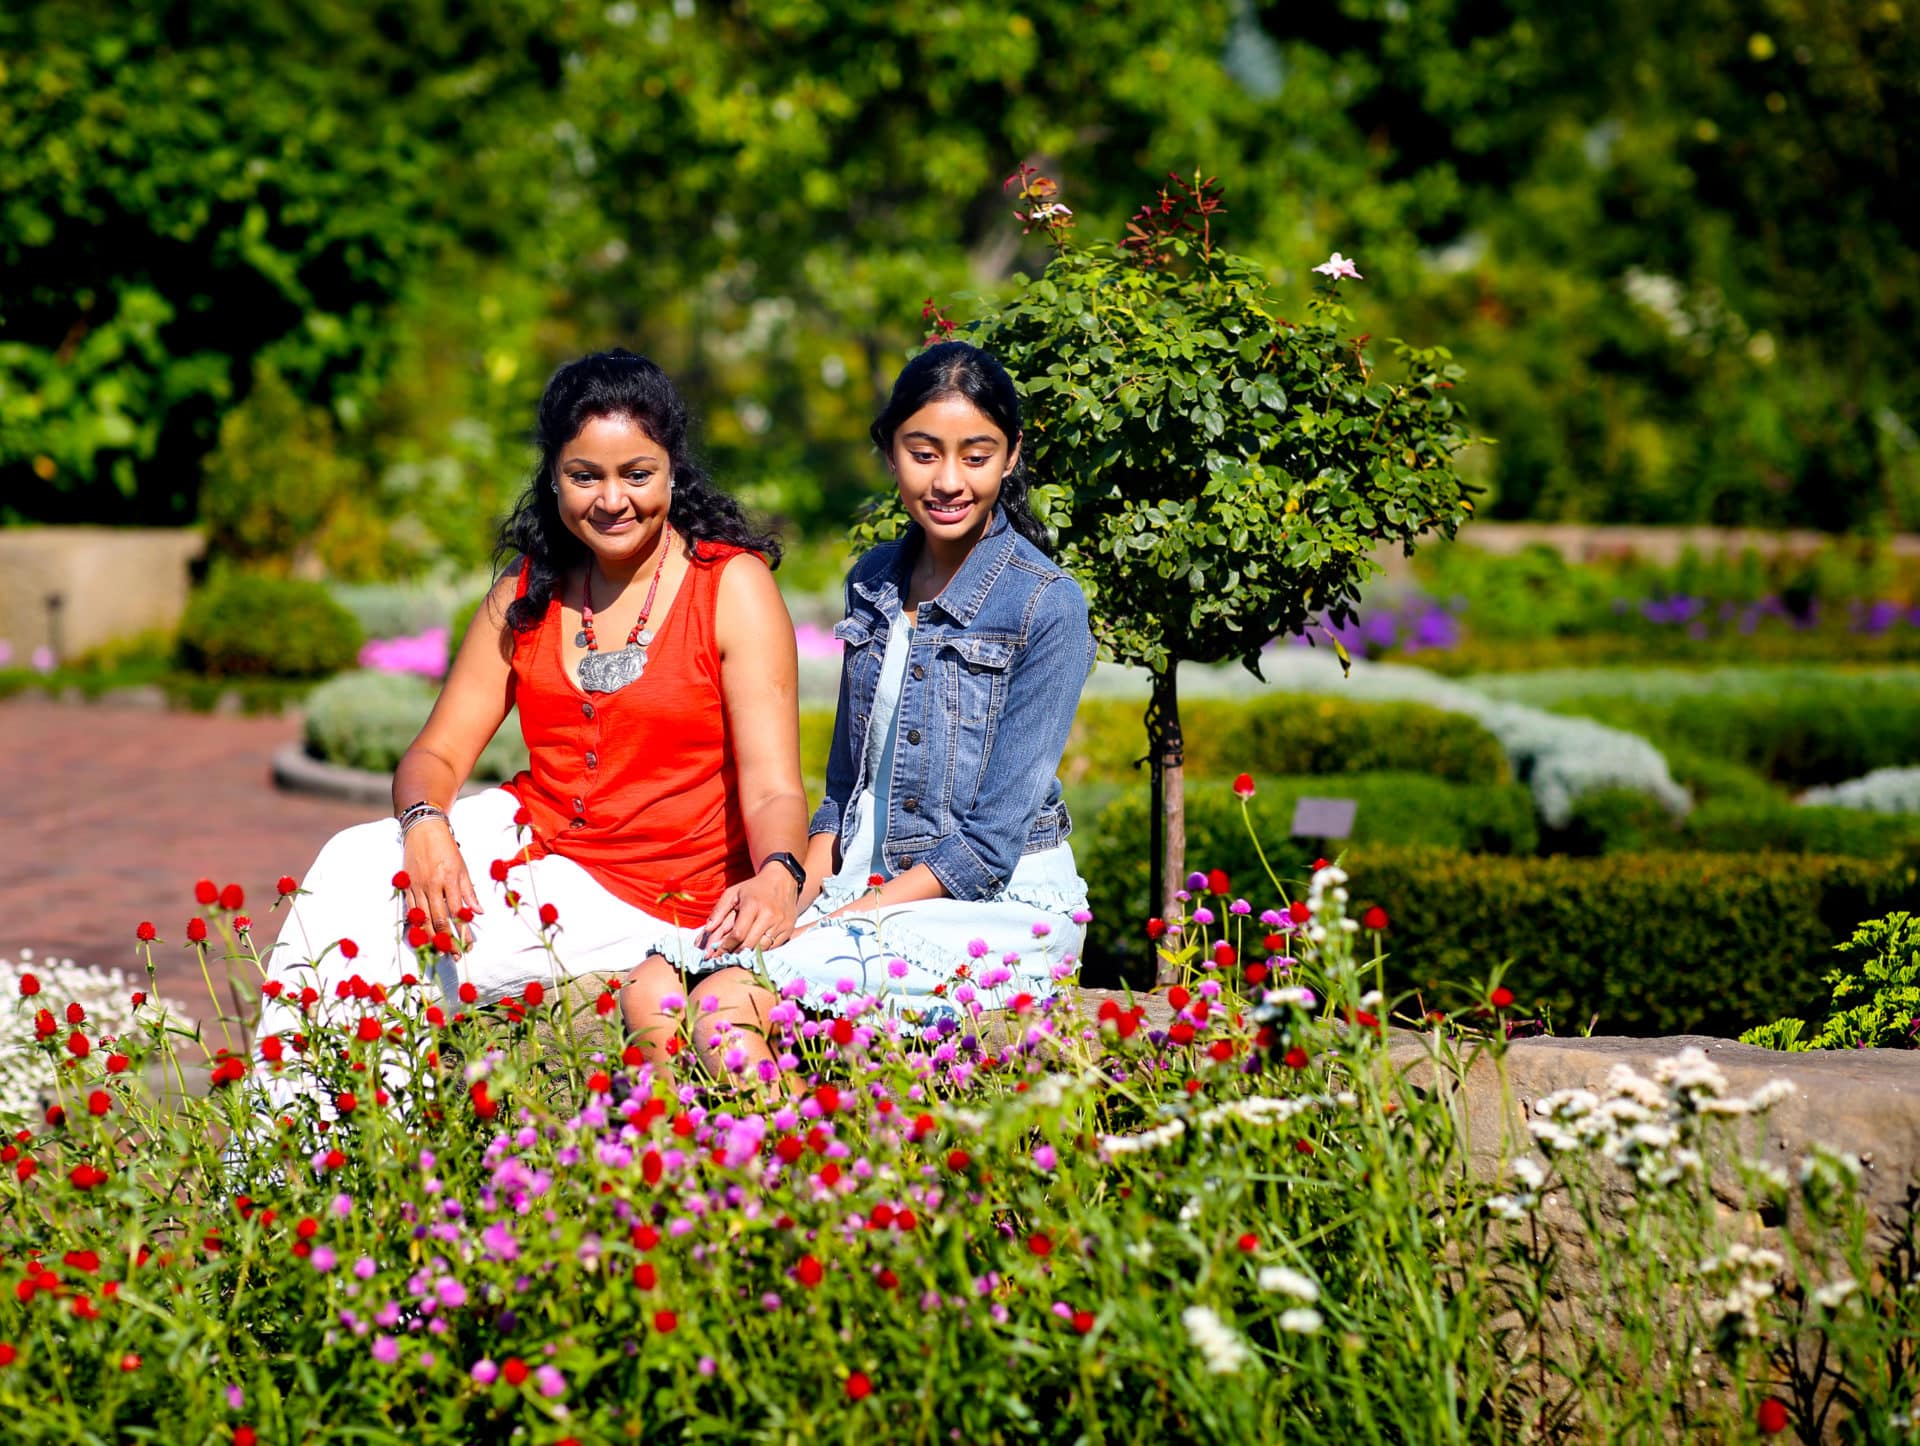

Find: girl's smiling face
[887,396,1020,549]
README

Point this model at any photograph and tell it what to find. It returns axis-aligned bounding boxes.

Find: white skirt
[257,787,707,1042]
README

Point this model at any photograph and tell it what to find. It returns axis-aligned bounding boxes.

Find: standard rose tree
[879,169,1479,979]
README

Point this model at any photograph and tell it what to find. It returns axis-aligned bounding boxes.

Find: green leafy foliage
[177,572,362,680]
[1740,911,1920,1051]
[874,172,1475,676]
[1554,789,1920,859]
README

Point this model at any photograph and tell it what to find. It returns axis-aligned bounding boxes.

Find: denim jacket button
[906,729,921,745]
[895,855,911,870]
[903,798,918,813]
[911,664,925,681]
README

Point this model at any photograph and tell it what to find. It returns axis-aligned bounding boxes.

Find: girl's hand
[702,868,801,958]
[402,820,480,948]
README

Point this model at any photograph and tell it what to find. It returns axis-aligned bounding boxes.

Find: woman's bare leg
[619,953,688,1066]
[686,966,780,1080]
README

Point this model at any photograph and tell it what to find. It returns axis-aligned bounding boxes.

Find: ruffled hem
[811,874,1089,918]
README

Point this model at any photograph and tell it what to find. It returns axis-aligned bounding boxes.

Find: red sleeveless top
[503,545,754,927]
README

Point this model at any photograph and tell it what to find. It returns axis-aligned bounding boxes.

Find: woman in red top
[260,351,808,1065]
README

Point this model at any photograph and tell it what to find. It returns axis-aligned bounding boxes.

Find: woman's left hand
[702,869,801,958]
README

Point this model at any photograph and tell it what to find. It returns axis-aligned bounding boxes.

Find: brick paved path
[0,697,370,1019]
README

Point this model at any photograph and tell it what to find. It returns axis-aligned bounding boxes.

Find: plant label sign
[1290,797,1357,840]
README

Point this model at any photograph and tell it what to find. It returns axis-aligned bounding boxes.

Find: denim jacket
[809,506,1097,903]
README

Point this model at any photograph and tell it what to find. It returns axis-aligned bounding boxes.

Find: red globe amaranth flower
[1283,1046,1310,1070]
[866,873,884,888]
[814,1084,841,1115]
[513,805,533,827]
[1756,1399,1789,1435]
[1361,905,1389,930]
[69,1163,108,1190]
[523,981,546,1007]
[632,1262,657,1289]
[1207,869,1230,895]
[829,1017,855,1046]
[391,871,411,891]
[106,1052,129,1074]
[235,1428,258,1446]
[259,1036,285,1064]
[66,1031,90,1059]
[194,878,218,906]
[86,1090,110,1117]
[406,926,429,950]
[1144,918,1167,940]
[209,1056,246,1087]
[1167,986,1191,1010]
[334,1091,357,1114]
[136,919,158,942]
[796,1254,825,1287]
[219,883,244,911]
[1212,942,1237,967]
[538,903,559,928]
[432,930,456,955]
[1288,900,1311,924]
[489,858,511,882]
[1232,772,1255,799]
[653,1309,678,1333]
[1236,1232,1258,1252]
[502,1357,529,1386]
[119,1352,141,1372]
[339,939,359,960]
[16,973,38,997]
[185,918,208,944]
[65,1001,85,1025]
[1245,963,1270,986]
[1027,1232,1053,1257]
[1490,986,1515,1009]
[458,983,478,1004]
[0,1342,17,1366]
[845,1372,873,1400]
[277,875,299,897]
[232,915,251,933]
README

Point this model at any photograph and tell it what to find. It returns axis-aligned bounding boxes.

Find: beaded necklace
[576,522,673,694]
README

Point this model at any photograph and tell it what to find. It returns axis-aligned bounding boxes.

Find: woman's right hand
[401,819,480,948]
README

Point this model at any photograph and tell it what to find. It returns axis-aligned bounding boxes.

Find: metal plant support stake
[1144,664,1186,989]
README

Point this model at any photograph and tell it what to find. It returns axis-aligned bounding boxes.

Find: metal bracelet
[398,805,450,836]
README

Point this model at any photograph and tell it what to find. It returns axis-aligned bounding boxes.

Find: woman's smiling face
[554,413,672,569]
[887,396,1020,549]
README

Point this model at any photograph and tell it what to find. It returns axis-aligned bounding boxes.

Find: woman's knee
[619,952,685,1041]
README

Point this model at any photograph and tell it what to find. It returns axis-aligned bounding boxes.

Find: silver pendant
[578,642,648,693]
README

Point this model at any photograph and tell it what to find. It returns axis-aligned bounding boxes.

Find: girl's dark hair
[495,348,780,633]
[869,341,1051,556]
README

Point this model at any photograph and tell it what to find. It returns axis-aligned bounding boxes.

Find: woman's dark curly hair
[495,349,780,634]
[869,340,1052,556]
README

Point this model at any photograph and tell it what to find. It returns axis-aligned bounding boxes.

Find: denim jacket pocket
[940,634,1016,725]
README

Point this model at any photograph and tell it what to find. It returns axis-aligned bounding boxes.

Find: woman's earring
[549,478,559,494]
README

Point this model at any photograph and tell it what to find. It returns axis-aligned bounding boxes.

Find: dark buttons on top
[911,664,925,681]
[572,797,584,812]
[906,728,921,744]
[581,701,595,720]
[903,797,918,813]
[570,817,586,830]
[584,751,598,769]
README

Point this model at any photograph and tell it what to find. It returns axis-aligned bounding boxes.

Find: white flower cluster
[1304,864,1358,943]
[1699,1242,1784,1342]
[1258,1265,1320,1302]
[1,951,182,1123]
[1798,765,1920,815]
[1098,1094,1323,1157]
[1487,1155,1547,1221]
[1528,1048,1787,1187]
[1181,1304,1252,1374]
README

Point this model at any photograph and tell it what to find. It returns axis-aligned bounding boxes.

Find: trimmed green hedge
[303,670,527,781]
[1546,689,1920,789]
[1061,696,1509,788]
[178,572,363,679]
[1078,802,1920,1036]
[796,696,1508,797]
[1553,789,1920,858]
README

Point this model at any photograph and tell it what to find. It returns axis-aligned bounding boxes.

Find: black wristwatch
[759,851,806,890]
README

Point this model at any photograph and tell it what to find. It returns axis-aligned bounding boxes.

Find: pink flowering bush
[0,836,1913,1441]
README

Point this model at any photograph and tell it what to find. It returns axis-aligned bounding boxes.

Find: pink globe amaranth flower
[887,958,910,979]
[967,938,990,959]
[471,1359,498,1385]
[371,1335,400,1364]
[1313,252,1363,281]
